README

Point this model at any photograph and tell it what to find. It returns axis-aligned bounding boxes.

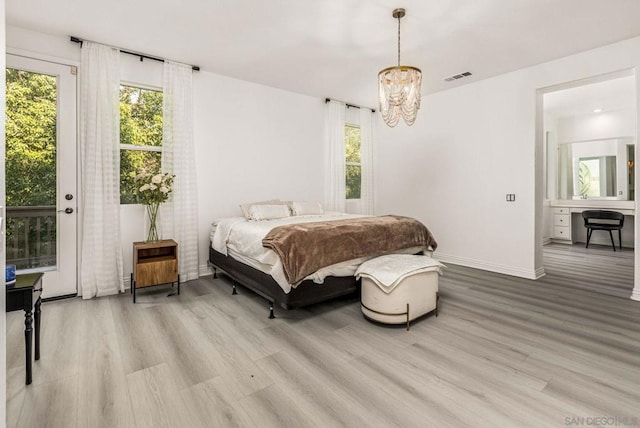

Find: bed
[208,206,437,316]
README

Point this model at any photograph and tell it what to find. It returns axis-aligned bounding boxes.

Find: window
[119,84,163,204]
[345,124,361,199]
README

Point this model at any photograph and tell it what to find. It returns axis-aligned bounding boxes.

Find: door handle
[58,208,74,214]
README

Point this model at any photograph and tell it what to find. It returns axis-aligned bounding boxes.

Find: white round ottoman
[356,254,444,330]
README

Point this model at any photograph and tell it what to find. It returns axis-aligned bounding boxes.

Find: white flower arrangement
[135,170,175,241]
[134,171,175,205]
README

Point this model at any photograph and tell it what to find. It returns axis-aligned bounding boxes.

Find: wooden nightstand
[132,239,179,303]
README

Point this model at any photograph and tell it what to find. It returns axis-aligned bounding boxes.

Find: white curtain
[324,100,346,212]
[359,107,374,215]
[161,61,199,281]
[79,42,124,298]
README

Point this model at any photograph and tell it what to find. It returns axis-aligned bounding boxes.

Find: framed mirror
[556,138,633,200]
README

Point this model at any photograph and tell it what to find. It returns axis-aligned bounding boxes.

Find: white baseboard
[631,288,640,301]
[533,266,546,279]
[435,253,543,280]
[199,264,213,277]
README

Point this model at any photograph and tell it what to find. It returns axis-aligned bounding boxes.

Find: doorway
[5,54,77,299]
[538,69,636,298]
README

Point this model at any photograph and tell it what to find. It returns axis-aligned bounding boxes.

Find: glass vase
[146,202,160,242]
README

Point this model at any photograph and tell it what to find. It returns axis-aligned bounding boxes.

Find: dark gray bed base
[208,247,360,315]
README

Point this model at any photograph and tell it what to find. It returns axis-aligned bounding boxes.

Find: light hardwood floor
[543,242,634,298]
[6,248,640,428]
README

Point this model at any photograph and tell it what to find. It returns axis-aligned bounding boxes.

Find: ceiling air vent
[444,71,472,82]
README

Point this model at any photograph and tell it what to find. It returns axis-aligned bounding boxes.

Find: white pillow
[291,201,324,216]
[239,199,281,219]
[248,204,291,221]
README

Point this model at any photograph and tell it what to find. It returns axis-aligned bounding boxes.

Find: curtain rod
[325,97,375,113]
[70,36,200,71]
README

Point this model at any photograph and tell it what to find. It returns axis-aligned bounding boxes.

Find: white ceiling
[7,0,640,108]
[544,74,636,118]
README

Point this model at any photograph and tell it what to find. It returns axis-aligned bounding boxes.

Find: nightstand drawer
[135,259,178,287]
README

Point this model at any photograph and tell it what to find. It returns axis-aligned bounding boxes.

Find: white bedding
[210,213,425,293]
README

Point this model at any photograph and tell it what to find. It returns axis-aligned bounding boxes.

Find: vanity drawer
[553,207,570,215]
[553,214,570,227]
[553,226,570,240]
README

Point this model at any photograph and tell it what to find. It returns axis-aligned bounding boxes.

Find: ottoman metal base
[361,269,440,330]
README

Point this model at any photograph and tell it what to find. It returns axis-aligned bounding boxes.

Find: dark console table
[6,272,43,385]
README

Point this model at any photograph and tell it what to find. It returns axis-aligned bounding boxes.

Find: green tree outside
[5,68,58,268]
[119,85,163,204]
[5,77,164,206]
[345,124,361,199]
[5,68,57,207]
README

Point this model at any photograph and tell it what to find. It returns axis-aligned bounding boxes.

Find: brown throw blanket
[262,215,437,285]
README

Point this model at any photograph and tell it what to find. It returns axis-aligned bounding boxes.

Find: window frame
[119,81,164,205]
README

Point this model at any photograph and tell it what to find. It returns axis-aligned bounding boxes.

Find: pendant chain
[397,16,401,67]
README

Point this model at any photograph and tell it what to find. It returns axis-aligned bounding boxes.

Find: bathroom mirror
[556,138,634,200]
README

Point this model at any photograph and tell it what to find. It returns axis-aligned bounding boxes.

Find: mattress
[210,213,425,293]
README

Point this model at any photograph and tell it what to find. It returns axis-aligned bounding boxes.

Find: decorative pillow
[239,199,281,219]
[291,201,324,216]
[248,204,291,221]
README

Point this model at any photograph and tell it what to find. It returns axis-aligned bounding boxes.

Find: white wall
[374,36,640,280]
[557,109,635,143]
[6,26,326,286]
[375,73,536,277]
[543,114,558,240]
[192,72,325,275]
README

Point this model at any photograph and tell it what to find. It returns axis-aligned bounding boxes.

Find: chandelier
[378,8,422,127]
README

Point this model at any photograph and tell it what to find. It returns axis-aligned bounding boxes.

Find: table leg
[24,309,33,385]
[35,298,41,361]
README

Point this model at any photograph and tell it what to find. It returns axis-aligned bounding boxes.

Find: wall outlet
[506,194,516,202]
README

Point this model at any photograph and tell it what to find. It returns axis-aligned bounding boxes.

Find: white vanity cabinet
[548,201,635,247]
[552,207,571,242]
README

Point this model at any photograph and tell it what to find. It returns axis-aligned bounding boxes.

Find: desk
[549,202,635,247]
[6,273,43,385]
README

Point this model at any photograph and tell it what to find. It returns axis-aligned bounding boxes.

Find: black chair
[582,210,624,251]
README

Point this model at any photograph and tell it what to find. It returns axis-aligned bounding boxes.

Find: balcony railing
[6,206,56,270]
